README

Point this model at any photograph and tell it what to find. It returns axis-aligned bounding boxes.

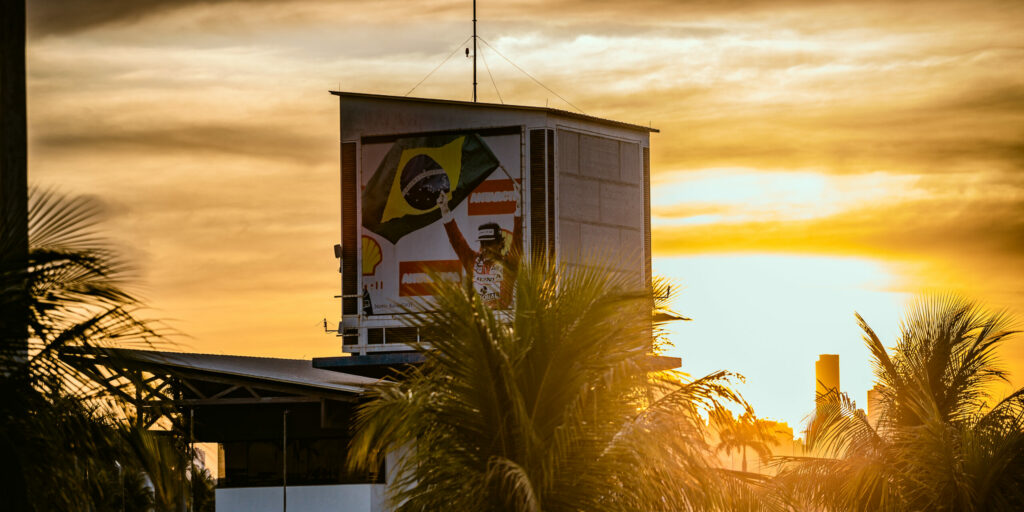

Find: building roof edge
[329,90,660,133]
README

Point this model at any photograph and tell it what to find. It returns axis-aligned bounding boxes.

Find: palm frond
[2,188,183,509]
[779,294,1024,511]
[349,261,747,511]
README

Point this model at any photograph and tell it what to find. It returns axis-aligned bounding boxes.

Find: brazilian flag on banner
[362,133,501,244]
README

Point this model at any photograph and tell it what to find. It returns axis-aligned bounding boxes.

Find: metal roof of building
[80,348,376,395]
[330,91,660,133]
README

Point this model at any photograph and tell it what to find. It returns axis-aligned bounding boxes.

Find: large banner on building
[360,131,522,315]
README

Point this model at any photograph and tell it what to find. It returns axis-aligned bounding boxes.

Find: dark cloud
[28,0,205,36]
[653,193,1024,259]
[27,0,466,37]
[948,84,1024,113]
[34,122,330,164]
[642,80,1024,175]
[31,0,1019,37]
[26,0,333,37]
[654,132,1024,176]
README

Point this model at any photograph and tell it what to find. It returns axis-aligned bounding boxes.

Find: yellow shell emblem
[362,236,382,275]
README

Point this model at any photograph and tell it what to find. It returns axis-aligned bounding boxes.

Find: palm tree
[2,9,33,506]
[347,262,753,511]
[123,425,192,511]
[775,295,1024,511]
[10,379,156,511]
[712,408,778,473]
[0,189,183,511]
[1,0,29,376]
[19,188,162,394]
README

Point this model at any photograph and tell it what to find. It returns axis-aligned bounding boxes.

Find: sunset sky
[26,0,1024,428]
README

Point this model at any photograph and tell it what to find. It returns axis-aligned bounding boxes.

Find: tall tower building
[815,354,840,401]
[867,384,884,427]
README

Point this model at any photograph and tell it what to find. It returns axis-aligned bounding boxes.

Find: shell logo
[362,236,382,276]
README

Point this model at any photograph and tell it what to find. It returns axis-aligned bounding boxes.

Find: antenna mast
[473,0,477,102]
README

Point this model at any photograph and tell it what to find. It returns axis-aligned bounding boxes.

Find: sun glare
[655,253,910,429]
[651,168,920,226]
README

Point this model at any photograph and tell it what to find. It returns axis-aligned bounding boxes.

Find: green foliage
[348,262,754,511]
[775,295,1024,511]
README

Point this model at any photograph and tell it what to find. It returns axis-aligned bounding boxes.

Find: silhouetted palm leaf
[712,408,779,473]
[14,189,166,395]
[1,188,180,511]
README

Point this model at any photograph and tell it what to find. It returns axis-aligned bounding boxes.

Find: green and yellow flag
[362,133,501,244]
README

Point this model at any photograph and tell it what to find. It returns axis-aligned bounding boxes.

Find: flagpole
[496,163,515,182]
[472,0,477,102]
[496,164,521,206]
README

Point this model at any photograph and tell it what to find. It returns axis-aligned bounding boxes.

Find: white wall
[216,484,387,512]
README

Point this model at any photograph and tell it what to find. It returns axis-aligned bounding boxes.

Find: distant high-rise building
[815,354,840,401]
[867,384,884,427]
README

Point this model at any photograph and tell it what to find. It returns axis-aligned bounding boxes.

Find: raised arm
[507,180,524,268]
[438,192,475,273]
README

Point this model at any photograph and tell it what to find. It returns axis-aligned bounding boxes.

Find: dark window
[385,327,418,344]
[529,129,547,264]
[366,328,384,345]
[219,438,383,488]
[342,328,358,345]
[546,129,555,260]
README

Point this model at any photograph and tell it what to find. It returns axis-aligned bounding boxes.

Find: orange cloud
[23,0,1024,370]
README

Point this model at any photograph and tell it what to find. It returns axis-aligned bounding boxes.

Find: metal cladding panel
[557,130,579,175]
[341,142,359,315]
[554,126,650,290]
[580,134,620,181]
[620,142,640,183]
